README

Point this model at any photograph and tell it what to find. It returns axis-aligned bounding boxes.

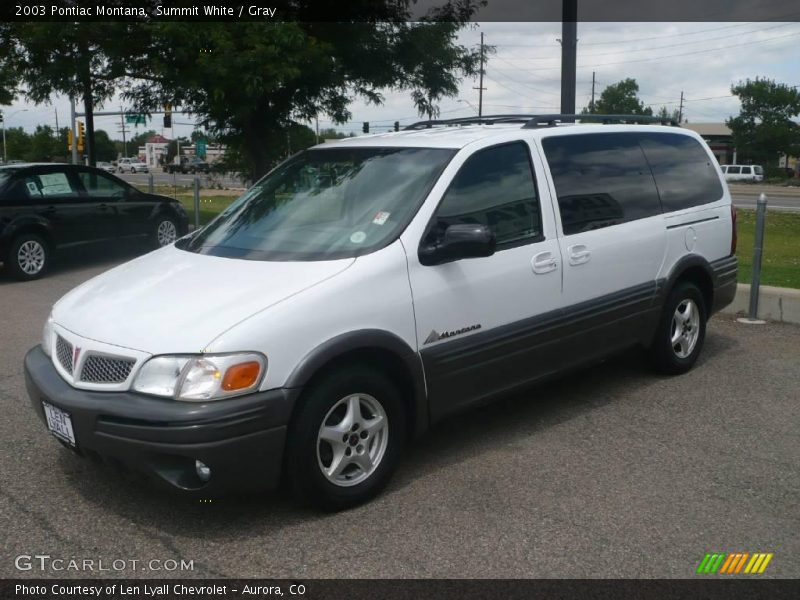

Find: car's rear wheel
[285,365,406,511]
[153,217,178,247]
[6,233,49,281]
[649,281,707,374]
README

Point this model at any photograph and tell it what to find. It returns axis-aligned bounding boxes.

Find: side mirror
[419,223,496,266]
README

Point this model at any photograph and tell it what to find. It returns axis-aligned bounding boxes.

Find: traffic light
[394,121,400,132]
[76,121,85,152]
[163,103,172,128]
[0,111,4,124]
[362,122,369,134]
[67,128,73,150]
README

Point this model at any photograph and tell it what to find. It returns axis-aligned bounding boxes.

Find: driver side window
[430,142,542,248]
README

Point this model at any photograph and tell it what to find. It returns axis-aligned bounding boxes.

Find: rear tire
[649,281,707,375]
[285,365,406,511]
[6,233,49,281]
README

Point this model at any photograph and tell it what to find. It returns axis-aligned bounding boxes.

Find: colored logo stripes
[696,552,773,574]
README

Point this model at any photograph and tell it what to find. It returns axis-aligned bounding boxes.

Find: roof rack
[404,114,539,130]
[522,114,678,128]
[402,113,677,131]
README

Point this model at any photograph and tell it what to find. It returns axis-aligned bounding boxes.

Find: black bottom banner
[2,579,800,600]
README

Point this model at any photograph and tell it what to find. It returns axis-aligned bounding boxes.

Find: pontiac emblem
[72,346,81,365]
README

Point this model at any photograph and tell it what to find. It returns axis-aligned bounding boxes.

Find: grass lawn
[175,194,238,226]
[736,209,800,289]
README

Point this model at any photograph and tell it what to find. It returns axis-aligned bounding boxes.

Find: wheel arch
[664,255,714,317]
[5,218,55,254]
[285,329,428,439]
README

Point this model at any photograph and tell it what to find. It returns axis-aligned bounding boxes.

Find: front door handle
[568,244,591,266]
[532,251,558,274]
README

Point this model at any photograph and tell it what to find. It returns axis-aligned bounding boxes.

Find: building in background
[681,123,734,164]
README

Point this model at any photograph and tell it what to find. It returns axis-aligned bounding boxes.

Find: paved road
[117,171,246,190]
[1,254,798,579]
[732,194,800,213]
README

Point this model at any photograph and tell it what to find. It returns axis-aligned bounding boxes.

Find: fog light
[195,460,211,483]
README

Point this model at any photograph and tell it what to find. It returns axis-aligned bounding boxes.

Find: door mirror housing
[419,223,496,266]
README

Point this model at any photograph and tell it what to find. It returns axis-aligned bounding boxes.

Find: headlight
[42,314,54,357]
[132,353,266,401]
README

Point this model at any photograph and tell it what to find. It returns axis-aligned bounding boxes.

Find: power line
[496,22,797,62]
[499,29,800,72]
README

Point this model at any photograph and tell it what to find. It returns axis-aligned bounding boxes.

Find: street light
[2,109,29,163]
[457,99,478,115]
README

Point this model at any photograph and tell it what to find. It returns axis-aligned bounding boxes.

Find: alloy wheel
[671,298,700,358]
[317,394,388,487]
[17,240,46,275]
[156,220,177,246]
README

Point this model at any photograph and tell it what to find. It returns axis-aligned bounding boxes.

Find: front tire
[285,365,406,511]
[6,234,49,281]
[153,217,178,247]
[649,281,707,375]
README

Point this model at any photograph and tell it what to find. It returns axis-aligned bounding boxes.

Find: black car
[0,163,189,280]
[164,156,210,174]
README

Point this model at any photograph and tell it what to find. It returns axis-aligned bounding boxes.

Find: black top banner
[1,0,799,22]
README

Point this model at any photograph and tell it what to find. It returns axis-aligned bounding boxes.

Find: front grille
[79,355,136,384]
[55,335,73,374]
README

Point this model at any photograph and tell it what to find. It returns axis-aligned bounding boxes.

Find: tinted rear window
[542,132,661,235]
[637,132,723,211]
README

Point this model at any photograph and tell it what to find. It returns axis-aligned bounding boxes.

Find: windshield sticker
[350,231,367,244]
[372,211,391,226]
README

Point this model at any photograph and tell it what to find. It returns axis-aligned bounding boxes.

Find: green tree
[319,128,354,140]
[124,7,482,179]
[2,126,29,162]
[726,78,800,168]
[583,78,653,116]
[2,8,154,165]
[92,129,117,162]
[655,105,681,122]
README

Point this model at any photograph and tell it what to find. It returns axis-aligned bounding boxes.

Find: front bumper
[25,345,294,495]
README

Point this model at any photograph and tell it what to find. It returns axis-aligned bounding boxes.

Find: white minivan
[721,164,764,182]
[25,115,738,509]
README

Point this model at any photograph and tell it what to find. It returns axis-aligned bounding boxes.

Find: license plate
[42,401,76,447]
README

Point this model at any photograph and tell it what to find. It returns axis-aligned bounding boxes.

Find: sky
[3,21,799,141]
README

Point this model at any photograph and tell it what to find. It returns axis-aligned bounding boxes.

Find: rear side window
[434,142,542,246]
[638,132,723,211]
[542,133,661,235]
[728,166,741,174]
[741,166,752,175]
[20,172,79,198]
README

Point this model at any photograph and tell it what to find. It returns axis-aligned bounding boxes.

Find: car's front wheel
[153,217,178,247]
[285,365,406,511]
[649,281,707,375]
[6,233,49,281]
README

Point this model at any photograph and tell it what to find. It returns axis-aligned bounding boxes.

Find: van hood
[52,245,354,354]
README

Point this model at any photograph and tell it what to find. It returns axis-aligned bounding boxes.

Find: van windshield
[180,147,454,261]
[754,166,764,175]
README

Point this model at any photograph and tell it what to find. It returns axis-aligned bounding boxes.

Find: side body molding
[284,329,429,436]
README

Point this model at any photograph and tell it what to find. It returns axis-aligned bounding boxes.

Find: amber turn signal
[221,361,261,391]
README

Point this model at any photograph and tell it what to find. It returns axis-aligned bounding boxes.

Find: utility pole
[70,96,78,165]
[119,107,128,158]
[473,32,487,117]
[590,71,596,113]
[560,0,578,121]
[54,107,59,133]
[678,91,684,124]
